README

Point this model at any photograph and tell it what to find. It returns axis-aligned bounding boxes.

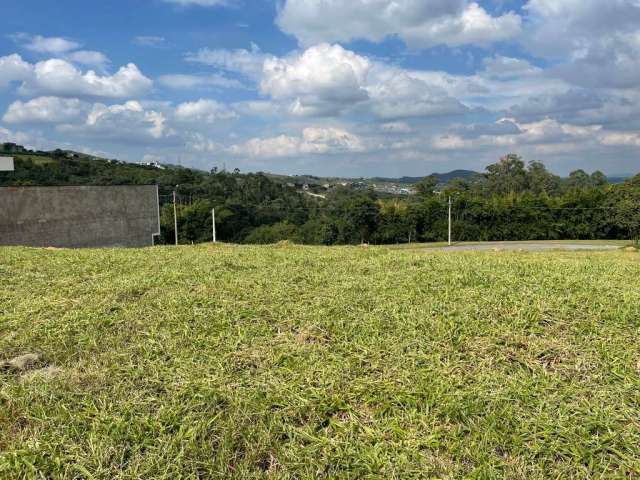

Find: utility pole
[211,208,217,243]
[173,189,178,246]
[448,195,452,246]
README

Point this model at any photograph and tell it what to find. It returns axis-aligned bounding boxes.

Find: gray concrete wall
[0,185,160,248]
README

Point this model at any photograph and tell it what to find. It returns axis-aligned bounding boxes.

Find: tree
[442,177,472,196]
[527,160,561,195]
[414,175,438,197]
[345,195,380,244]
[374,202,414,244]
[566,170,591,190]
[180,200,216,244]
[408,197,447,242]
[484,154,528,195]
[591,171,608,187]
[610,180,640,244]
[325,189,381,244]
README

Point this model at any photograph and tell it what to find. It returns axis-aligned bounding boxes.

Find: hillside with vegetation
[2,244,640,478]
[370,169,480,185]
[1,144,639,245]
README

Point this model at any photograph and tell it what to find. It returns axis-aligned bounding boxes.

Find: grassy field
[1,244,640,479]
[388,240,631,250]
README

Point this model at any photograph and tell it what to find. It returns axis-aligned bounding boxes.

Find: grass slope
[1,245,640,479]
[11,154,57,166]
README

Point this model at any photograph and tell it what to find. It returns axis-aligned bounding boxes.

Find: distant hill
[608,176,633,184]
[371,170,481,185]
[264,173,349,186]
[265,170,482,187]
[0,143,117,167]
[434,169,482,184]
[0,143,198,190]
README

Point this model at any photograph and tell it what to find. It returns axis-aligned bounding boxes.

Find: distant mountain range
[266,169,482,186]
[370,170,481,185]
[608,176,633,184]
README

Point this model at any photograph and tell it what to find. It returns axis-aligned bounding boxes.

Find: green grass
[388,240,631,250]
[1,244,640,479]
[13,154,57,165]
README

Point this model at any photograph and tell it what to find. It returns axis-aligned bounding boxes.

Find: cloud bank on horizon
[0,0,639,176]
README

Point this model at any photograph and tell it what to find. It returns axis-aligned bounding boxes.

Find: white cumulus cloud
[366,70,467,119]
[21,35,81,54]
[175,99,238,123]
[3,96,89,124]
[229,127,364,157]
[57,101,170,142]
[523,0,640,89]
[277,0,522,48]
[261,43,371,116]
[0,54,32,89]
[255,45,468,120]
[18,59,152,99]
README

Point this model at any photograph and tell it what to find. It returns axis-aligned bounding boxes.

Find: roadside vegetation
[1,244,639,478]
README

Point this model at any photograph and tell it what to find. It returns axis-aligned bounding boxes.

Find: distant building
[138,161,165,170]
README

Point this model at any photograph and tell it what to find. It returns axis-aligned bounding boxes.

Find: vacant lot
[1,245,640,479]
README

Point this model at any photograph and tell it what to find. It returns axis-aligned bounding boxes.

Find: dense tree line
[2,146,639,245]
[225,155,640,245]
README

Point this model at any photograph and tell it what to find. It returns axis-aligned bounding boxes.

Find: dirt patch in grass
[2,353,43,372]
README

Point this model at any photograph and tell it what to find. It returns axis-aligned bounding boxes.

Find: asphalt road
[426,242,622,252]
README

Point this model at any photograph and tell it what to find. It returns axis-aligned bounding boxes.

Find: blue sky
[1,0,639,176]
